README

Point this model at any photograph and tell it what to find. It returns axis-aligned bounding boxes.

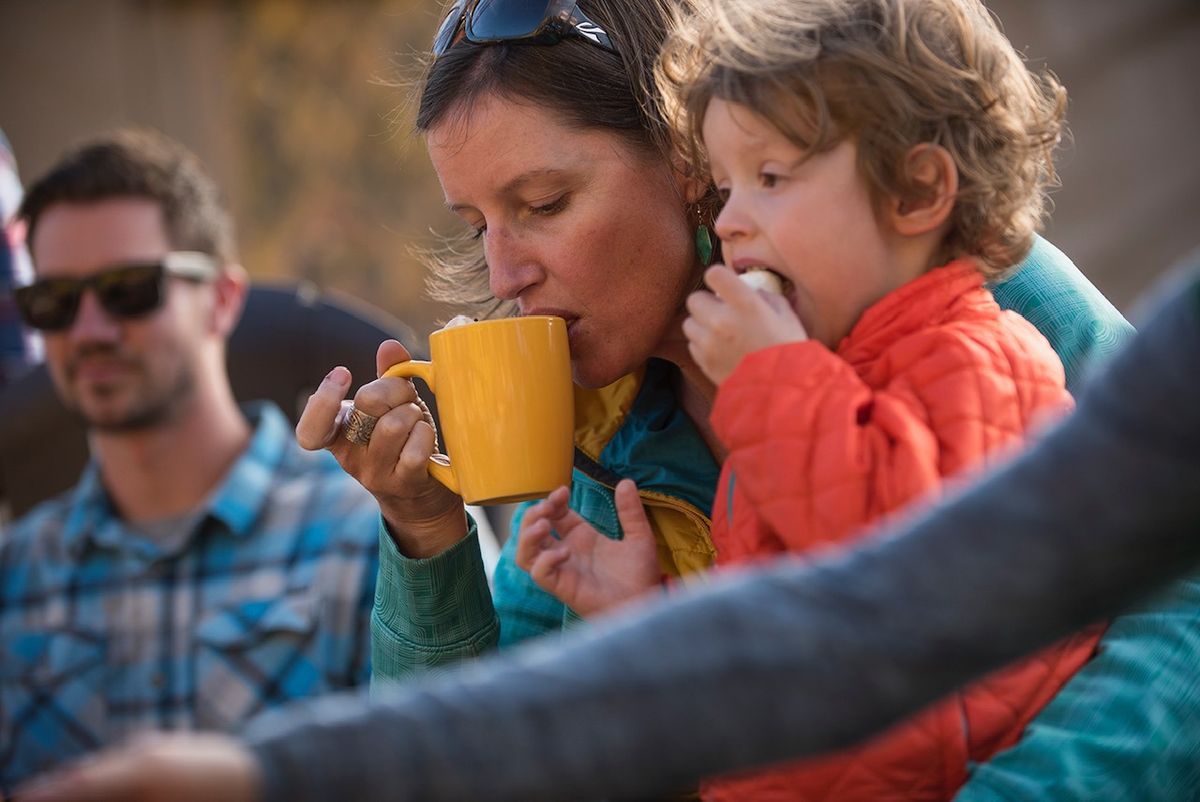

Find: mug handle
[381,360,461,497]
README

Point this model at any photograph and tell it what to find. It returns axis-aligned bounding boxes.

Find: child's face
[704,98,916,348]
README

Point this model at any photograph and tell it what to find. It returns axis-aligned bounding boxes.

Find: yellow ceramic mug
[383,315,574,505]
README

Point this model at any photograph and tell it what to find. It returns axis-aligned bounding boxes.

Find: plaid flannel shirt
[0,402,380,790]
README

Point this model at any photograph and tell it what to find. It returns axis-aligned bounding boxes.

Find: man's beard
[62,346,195,433]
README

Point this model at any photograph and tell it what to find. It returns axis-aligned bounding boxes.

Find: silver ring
[343,406,380,446]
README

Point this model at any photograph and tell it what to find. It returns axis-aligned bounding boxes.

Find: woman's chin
[571,357,626,390]
[571,365,610,390]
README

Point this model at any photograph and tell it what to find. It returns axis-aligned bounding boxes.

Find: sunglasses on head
[433,0,616,57]
[14,251,219,332]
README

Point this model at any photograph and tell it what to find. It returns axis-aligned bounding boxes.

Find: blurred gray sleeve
[246,269,1200,802]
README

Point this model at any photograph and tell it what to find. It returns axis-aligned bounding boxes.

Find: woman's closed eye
[464,193,570,239]
[528,194,569,218]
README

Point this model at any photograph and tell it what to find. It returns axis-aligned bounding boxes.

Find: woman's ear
[669,150,710,205]
[889,144,958,237]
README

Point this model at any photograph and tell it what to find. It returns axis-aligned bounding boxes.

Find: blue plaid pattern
[0,402,380,790]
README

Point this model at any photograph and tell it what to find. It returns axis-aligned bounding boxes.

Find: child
[517,0,1103,798]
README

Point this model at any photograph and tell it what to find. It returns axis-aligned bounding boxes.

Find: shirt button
[151,673,166,688]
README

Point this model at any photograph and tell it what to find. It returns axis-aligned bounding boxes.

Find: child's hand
[515,480,661,617]
[683,264,809,384]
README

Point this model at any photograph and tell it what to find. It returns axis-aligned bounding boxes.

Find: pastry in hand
[738,268,785,296]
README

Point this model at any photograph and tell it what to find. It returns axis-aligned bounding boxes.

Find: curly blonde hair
[657,0,1067,276]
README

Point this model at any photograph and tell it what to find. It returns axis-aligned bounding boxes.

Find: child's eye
[715,185,731,203]
[759,171,783,189]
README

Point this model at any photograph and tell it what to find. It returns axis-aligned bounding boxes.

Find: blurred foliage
[227,0,456,342]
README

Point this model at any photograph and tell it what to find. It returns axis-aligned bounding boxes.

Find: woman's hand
[682,264,808,385]
[15,733,261,802]
[515,481,661,617]
[296,339,467,558]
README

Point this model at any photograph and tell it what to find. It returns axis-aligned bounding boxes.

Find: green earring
[695,223,714,267]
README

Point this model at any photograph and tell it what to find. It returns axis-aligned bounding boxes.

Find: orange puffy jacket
[703,261,1103,802]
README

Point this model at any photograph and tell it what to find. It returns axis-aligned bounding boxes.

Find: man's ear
[889,143,958,237]
[211,263,249,338]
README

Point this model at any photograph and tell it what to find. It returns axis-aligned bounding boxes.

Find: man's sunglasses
[14,251,219,332]
[433,0,616,56]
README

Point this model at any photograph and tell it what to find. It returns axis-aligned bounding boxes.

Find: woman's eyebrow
[498,167,575,197]
[446,167,578,213]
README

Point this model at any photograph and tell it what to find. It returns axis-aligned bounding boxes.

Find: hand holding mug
[296,339,467,558]
[382,315,574,506]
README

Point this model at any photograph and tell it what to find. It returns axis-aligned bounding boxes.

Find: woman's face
[426,93,700,388]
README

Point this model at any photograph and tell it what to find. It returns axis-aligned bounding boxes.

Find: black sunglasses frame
[14,251,219,332]
[433,0,616,57]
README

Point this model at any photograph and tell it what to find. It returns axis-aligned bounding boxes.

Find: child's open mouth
[738,266,792,297]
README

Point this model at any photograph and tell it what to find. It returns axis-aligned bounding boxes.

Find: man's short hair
[19,128,237,265]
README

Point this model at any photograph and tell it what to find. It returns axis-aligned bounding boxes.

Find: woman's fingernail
[325,366,349,385]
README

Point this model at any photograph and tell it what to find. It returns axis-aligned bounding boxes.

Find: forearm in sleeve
[370,516,500,683]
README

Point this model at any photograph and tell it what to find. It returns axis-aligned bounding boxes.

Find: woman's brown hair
[414,0,715,317]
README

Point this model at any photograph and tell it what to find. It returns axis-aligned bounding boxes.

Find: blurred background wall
[2,0,1199,346]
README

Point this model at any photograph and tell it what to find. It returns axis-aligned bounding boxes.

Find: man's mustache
[65,343,139,379]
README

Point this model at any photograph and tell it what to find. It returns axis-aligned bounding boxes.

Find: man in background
[0,129,381,791]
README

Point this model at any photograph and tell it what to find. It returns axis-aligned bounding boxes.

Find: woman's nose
[485,228,543,301]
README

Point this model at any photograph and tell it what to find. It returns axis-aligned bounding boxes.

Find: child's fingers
[515,517,555,572]
[762,292,809,338]
[539,486,571,519]
[528,545,572,588]
[685,287,722,321]
[681,315,708,348]
[516,500,552,543]
[704,264,762,311]
[519,487,568,532]
[614,480,654,548]
[540,489,591,535]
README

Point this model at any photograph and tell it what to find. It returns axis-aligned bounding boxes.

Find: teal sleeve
[369,513,500,684]
[955,575,1200,801]
[492,502,568,648]
[991,236,1134,393]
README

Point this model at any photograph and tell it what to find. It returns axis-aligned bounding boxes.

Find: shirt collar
[206,401,291,539]
[837,259,984,365]
[62,401,292,559]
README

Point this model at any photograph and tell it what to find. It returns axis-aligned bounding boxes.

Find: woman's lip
[522,308,577,324]
[520,304,571,316]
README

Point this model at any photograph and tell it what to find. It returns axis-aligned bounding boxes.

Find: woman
[295,0,1129,679]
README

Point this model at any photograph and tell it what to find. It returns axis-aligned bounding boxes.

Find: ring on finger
[343,405,380,446]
